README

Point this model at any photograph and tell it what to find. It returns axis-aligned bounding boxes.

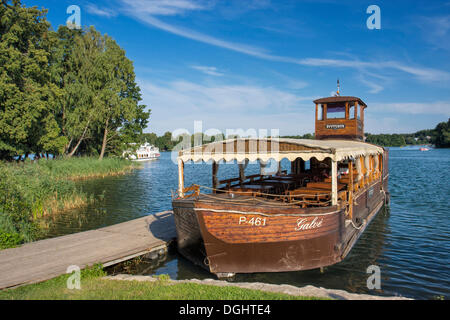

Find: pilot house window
[349,105,356,119]
[327,104,346,119]
[318,105,325,120]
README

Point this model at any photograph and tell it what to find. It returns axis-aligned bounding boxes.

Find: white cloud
[120,0,211,16]
[190,65,224,76]
[298,58,450,82]
[115,1,450,86]
[138,79,315,135]
[86,4,118,17]
[370,101,450,115]
[358,78,384,94]
[137,78,449,135]
[417,15,450,51]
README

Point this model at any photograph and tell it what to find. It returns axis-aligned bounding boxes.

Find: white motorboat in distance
[123,143,161,161]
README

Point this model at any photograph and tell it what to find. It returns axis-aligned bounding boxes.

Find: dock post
[331,160,338,206]
[178,159,185,198]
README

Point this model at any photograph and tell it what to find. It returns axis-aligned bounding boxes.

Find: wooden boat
[172,95,390,278]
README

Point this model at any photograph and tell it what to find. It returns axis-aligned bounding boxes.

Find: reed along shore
[0,157,140,249]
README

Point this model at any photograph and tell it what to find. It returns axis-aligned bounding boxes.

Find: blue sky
[25,0,450,135]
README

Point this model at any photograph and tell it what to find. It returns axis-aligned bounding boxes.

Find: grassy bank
[0,157,139,249]
[0,265,319,300]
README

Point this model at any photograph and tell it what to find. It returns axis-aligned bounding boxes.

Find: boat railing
[182,185,201,199]
[174,183,338,208]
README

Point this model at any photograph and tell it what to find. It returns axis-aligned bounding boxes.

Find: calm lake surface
[43,147,450,299]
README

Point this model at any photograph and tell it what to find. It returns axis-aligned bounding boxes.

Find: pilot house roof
[178,138,384,163]
[313,96,367,107]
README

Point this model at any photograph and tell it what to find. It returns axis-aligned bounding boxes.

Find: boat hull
[172,177,388,276]
[196,203,346,273]
[172,199,348,274]
[196,207,344,273]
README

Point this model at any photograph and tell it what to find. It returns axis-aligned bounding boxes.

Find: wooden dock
[0,211,176,290]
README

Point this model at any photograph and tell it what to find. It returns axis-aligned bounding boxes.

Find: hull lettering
[295,217,323,231]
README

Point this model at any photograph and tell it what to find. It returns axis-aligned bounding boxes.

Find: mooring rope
[349,219,365,230]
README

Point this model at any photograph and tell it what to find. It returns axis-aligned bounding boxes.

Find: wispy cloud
[297,58,450,82]
[114,0,450,87]
[86,3,118,18]
[138,78,449,135]
[416,15,450,51]
[357,74,385,94]
[120,0,211,16]
[191,65,224,76]
[370,101,450,115]
[138,79,315,134]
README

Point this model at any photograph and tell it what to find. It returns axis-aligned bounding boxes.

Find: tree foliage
[0,1,150,161]
[433,119,450,148]
[365,120,449,148]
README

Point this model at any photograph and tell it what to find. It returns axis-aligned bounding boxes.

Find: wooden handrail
[183,185,200,198]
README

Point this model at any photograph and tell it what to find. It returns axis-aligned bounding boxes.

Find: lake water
[42,147,450,300]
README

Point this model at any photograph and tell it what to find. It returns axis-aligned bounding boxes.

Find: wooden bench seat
[306,182,346,190]
[324,177,350,184]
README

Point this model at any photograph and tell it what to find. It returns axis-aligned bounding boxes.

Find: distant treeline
[365,119,449,148]
[0,1,149,161]
[141,119,450,151]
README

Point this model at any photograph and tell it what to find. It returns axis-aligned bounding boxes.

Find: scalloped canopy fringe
[178,138,384,163]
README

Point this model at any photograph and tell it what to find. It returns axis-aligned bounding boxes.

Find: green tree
[88,31,148,160]
[0,3,149,160]
[433,119,450,148]
[51,26,149,158]
[0,0,63,159]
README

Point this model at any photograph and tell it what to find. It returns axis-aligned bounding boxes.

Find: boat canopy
[177,138,384,163]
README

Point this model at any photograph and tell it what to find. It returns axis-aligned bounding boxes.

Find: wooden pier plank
[0,211,176,290]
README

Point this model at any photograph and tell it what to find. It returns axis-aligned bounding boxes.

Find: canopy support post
[238,160,248,186]
[331,160,338,206]
[212,161,219,193]
[276,161,282,175]
[349,160,353,219]
[178,159,184,198]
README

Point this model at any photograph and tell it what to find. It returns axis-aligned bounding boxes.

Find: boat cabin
[314,96,366,141]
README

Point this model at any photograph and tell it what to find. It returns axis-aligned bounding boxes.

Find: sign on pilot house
[326,124,346,130]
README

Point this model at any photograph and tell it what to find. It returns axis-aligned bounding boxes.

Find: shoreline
[0,157,141,249]
[105,274,413,300]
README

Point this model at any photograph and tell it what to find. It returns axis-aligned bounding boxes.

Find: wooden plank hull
[196,204,343,273]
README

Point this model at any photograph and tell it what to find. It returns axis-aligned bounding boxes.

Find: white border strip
[194,208,341,217]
